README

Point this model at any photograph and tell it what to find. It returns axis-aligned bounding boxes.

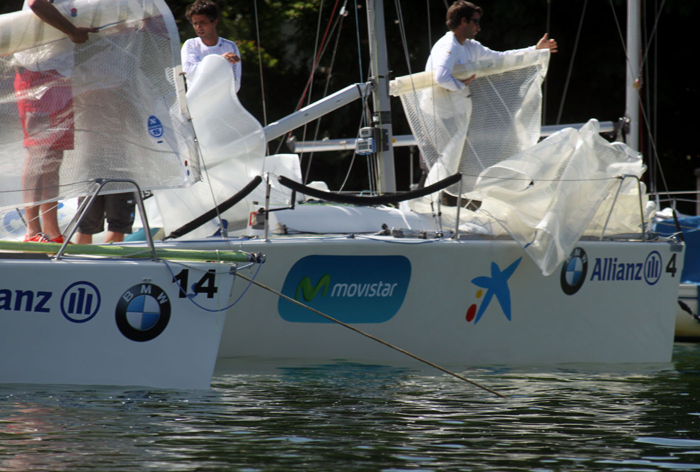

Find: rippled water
[3,345,700,471]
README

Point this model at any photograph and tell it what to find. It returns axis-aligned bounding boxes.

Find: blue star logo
[470,258,522,324]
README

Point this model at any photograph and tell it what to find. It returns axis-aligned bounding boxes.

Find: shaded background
[3,0,697,212]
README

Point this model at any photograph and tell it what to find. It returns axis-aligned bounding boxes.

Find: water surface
[2,345,700,470]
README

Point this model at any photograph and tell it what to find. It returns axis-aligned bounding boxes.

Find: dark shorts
[78,193,136,235]
[14,68,75,151]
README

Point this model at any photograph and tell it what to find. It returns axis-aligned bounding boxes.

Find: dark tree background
[3,0,697,211]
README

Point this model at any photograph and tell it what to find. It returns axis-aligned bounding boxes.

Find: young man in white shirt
[181,0,241,92]
[426,1,558,92]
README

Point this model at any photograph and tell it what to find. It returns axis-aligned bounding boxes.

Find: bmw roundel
[560,247,588,295]
[147,115,164,138]
[115,284,171,342]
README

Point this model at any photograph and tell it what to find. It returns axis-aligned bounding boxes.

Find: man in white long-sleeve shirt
[426,1,557,92]
[181,0,241,92]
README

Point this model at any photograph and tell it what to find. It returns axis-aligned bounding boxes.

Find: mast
[366,0,396,194]
[625,0,641,151]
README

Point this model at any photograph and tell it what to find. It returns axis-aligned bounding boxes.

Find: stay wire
[253,0,268,130]
[339,87,372,192]
[274,0,327,157]
[607,0,670,196]
[236,271,506,398]
[293,0,326,163]
[303,6,347,185]
[543,0,552,124]
[639,0,667,76]
[394,0,412,76]
[555,0,587,125]
[297,0,342,180]
[353,0,364,83]
[295,0,341,113]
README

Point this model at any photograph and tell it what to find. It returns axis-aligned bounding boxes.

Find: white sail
[155,55,300,239]
[0,0,198,211]
[393,49,550,194]
[393,50,649,275]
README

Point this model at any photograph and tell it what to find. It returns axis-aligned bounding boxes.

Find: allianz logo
[590,251,663,285]
[296,274,399,302]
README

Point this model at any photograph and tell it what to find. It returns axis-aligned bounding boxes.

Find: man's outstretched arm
[27,0,98,44]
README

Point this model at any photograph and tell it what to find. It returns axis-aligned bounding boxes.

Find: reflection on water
[1,345,700,470]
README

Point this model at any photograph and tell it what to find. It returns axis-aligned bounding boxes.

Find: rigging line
[304,8,347,185]
[198,145,227,237]
[606,0,632,79]
[295,0,327,169]
[339,89,371,192]
[555,0,587,125]
[642,0,655,195]
[637,85,670,195]
[317,4,345,63]
[353,0,364,82]
[394,0,412,76]
[236,271,506,398]
[295,0,342,113]
[543,0,552,125]
[426,0,442,194]
[253,0,268,131]
[638,0,666,75]
[363,63,377,195]
[297,0,341,175]
[652,0,659,199]
[607,0,668,195]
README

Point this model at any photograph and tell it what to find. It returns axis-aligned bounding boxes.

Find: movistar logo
[279,255,411,324]
[295,274,330,302]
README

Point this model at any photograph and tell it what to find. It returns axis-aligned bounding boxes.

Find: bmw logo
[115,284,171,342]
[560,247,588,295]
[147,115,164,138]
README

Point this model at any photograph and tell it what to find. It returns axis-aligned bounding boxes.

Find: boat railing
[57,179,157,260]
[599,174,647,241]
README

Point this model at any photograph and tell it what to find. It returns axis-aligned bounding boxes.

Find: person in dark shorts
[75,193,136,244]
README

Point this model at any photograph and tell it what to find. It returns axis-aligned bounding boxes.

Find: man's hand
[68,26,99,44]
[221,52,240,64]
[28,0,98,44]
[460,74,476,86]
[536,33,558,53]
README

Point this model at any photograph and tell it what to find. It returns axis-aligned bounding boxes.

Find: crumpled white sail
[393,50,649,275]
[155,55,298,239]
[468,120,648,275]
[0,0,197,212]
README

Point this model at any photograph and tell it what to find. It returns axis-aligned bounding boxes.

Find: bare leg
[39,202,61,240]
[75,232,92,244]
[24,205,42,238]
[22,147,63,240]
[105,231,125,243]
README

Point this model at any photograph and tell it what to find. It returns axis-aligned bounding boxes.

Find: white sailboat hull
[0,257,234,389]
[160,237,682,366]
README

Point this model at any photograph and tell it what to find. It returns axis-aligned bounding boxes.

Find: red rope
[296,0,342,111]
